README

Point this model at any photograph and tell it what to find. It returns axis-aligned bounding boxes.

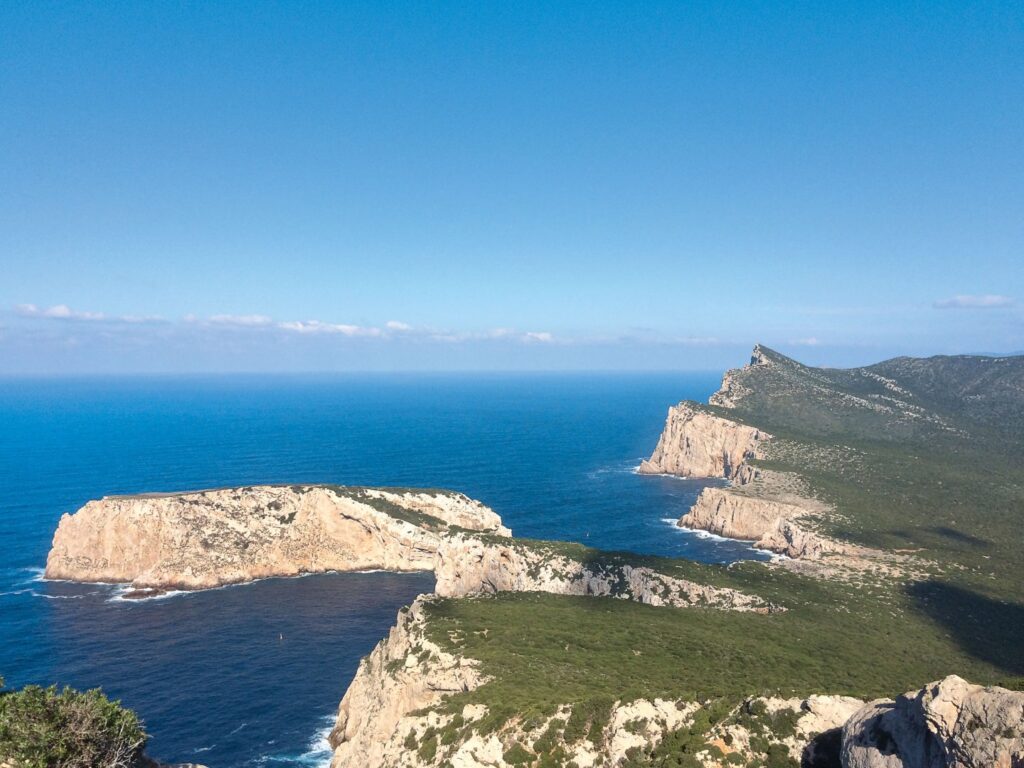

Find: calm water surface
[0,373,769,766]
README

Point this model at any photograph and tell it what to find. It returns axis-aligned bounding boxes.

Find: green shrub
[0,682,147,768]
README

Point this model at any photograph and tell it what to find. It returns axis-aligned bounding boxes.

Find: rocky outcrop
[679,487,843,560]
[708,343,774,408]
[680,487,804,541]
[328,595,486,768]
[841,675,1024,768]
[638,403,769,479]
[45,485,509,591]
[433,533,780,612]
[702,694,865,766]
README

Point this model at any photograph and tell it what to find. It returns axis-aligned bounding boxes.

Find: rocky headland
[44,484,509,592]
[39,345,1024,767]
[641,347,904,574]
[329,590,1023,767]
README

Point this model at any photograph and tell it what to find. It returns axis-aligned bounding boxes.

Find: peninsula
[39,347,1024,766]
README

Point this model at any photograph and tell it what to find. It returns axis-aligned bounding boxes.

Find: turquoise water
[0,373,770,766]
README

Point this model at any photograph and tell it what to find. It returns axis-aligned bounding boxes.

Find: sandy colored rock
[679,487,843,560]
[841,675,1024,768]
[638,402,769,480]
[328,596,487,768]
[434,533,780,612]
[45,485,509,591]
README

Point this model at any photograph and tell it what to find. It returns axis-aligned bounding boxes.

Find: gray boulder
[842,675,1024,767]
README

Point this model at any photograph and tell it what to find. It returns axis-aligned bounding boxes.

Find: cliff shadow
[906,580,1024,676]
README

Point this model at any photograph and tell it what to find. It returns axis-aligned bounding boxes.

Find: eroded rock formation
[328,596,486,768]
[842,675,1024,768]
[45,485,509,591]
[433,533,779,612]
[680,487,844,560]
[637,403,769,479]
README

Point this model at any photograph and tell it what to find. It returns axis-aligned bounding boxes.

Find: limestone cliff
[637,403,769,479]
[641,347,891,568]
[433,533,779,612]
[328,600,874,768]
[328,595,486,768]
[45,485,509,591]
[680,487,843,560]
[842,675,1024,767]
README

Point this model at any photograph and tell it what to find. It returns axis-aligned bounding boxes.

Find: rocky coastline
[39,345,1024,767]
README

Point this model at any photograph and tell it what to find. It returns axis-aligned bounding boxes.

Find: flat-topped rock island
[44,485,510,595]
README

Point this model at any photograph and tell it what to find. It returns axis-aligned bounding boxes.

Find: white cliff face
[841,676,1024,768]
[637,403,769,479]
[328,596,487,768]
[45,485,509,591]
[433,533,780,613]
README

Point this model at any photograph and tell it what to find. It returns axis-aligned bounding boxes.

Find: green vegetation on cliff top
[423,348,1024,727]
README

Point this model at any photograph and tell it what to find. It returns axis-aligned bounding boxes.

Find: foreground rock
[842,675,1024,768]
[45,485,509,591]
[433,533,780,612]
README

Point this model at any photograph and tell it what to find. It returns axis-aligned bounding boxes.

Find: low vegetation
[0,676,148,768]
[406,349,1023,764]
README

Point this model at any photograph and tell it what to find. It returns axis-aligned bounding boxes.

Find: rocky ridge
[45,485,509,592]
[433,533,779,612]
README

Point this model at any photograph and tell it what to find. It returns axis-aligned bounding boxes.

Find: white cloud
[933,294,1015,309]
[790,337,820,346]
[278,320,382,337]
[385,320,413,331]
[209,314,274,327]
[523,331,554,343]
[16,303,105,321]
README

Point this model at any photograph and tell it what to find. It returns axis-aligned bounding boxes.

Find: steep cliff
[328,595,487,768]
[680,487,845,560]
[637,403,769,479]
[842,675,1024,767]
[45,485,509,591]
[433,533,779,612]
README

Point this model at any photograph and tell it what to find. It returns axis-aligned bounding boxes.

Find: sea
[0,373,771,767]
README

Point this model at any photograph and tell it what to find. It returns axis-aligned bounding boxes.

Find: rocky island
[38,346,1024,767]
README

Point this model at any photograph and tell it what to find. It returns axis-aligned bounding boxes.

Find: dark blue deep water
[0,373,770,766]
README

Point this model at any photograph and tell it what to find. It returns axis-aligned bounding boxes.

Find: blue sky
[1,1,1021,372]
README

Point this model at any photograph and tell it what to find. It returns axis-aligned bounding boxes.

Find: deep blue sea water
[0,373,770,767]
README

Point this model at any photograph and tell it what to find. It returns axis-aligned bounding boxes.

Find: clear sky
[1,1,1021,373]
